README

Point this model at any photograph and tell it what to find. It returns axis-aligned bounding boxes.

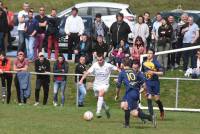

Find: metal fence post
[175,78,179,108]
[76,75,79,107]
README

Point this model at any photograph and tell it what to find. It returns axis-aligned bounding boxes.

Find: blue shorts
[123,90,139,110]
[146,80,160,95]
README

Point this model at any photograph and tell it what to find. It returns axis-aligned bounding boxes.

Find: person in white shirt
[132,15,149,46]
[152,13,163,50]
[64,7,84,60]
[79,53,118,118]
[17,2,29,51]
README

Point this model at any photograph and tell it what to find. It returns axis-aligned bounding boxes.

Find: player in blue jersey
[142,48,164,120]
[115,58,156,128]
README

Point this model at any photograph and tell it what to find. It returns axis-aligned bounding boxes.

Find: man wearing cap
[34,52,50,106]
[110,13,131,48]
[64,7,84,60]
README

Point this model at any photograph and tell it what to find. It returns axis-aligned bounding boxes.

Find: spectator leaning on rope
[64,7,84,60]
[53,53,69,107]
[34,52,50,106]
[34,7,48,60]
[110,13,131,48]
[46,9,60,60]
[157,18,173,70]
[0,51,12,104]
[182,16,199,71]
[13,51,29,105]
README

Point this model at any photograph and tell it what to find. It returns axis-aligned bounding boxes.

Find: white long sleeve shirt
[64,15,84,35]
[132,23,149,43]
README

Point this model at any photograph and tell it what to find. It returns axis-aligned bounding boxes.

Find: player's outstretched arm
[115,87,121,101]
[79,71,90,84]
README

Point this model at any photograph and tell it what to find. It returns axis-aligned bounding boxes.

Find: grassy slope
[3,0,200,15]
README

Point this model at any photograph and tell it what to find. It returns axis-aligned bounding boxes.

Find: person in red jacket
[0,51,12,103]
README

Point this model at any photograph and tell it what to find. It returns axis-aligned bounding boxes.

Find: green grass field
[1,104,200,134]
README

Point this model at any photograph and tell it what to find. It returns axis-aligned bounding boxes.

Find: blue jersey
[117,69,145,94]
[142,58,163,81]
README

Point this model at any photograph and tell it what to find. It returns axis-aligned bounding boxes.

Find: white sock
[97,96,104,113]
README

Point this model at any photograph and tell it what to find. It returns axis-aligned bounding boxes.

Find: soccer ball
[83,111,93,121]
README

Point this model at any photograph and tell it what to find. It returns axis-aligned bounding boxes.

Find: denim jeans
[18,30,25,51]
[0,32,4,51]
[53,80,66,105]
[34,33,45,59]
[25,36,35,60]
[78,84,87,104]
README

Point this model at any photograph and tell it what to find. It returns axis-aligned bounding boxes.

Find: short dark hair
[148,48,155,54]
[72,7,78,12]
[132,60,140,66]
[138,15,144,23]
[52,8,57,12]
[122,58,131,67]
[144,11,150,16]
[116,12,124,18]
[28,10,33,14]
[0,51,6,56]
[97,53,104,59]
[96,13,102,18]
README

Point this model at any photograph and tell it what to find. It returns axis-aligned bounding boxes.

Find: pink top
[131,45,146,61]
[112,50,125,59]
[14,58,29,69]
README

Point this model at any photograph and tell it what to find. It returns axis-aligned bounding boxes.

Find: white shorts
[93,84,109,96]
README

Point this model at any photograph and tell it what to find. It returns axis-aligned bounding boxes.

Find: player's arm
[79,71,90,84]
[115,72,123,101]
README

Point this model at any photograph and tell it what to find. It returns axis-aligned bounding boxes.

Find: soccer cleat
[160,111,165,120]
[34,102,39,106]
[104,106,110,119]
[152,114,157,128]
[123,124,130,128]
[96,112,102,118]
[53,101,58,107]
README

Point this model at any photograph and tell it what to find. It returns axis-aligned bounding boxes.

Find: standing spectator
[157,18,173,70]
[46,9,60,60]
[13,51,29,105]
[143,11,153,50]
[53,53,68,107]
[34,52,50,106]
[24,10,38,61]
[132,15,149,45]
[176,13,189,67]
[152,13,163,49]
[75,56,87,107]
[0,1,8,51]
[93,13,108,42]
[3,6,14,52]
[110,13,131,48]
[34,7,48,60]
[131,36,146,62]
[74,34,91,63]
[64,7,84,60]
[93,35,108,60]
[182,16,199,71]
[0,51,12,104]
[168,15,179,70]
[17,2,29,51]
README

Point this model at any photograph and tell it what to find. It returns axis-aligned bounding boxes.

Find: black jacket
[53,60,68,81]
[158,24,173,39]
[46,16,60,37]
[75,63,86,83]
[0,8,8,32]
[110,21,131,46]
[34,58,50,81]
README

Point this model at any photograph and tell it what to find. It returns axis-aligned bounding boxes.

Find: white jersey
[88,62,117,85]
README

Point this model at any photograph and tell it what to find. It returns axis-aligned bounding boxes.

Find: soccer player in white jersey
[79,53,118,118]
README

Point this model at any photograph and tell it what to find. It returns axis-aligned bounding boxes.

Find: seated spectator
[131,36,146,62]
[34,52,50,106]
[157,18,173,70]
[118,39,130,57]
[24,10,38,61]
[0,51,12,104]
[93,35,108,61]
[13,51,29,105]
[74,34,91,63]
[75,56,87,107]
[53,53,68,107]
[112,47,125,68]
